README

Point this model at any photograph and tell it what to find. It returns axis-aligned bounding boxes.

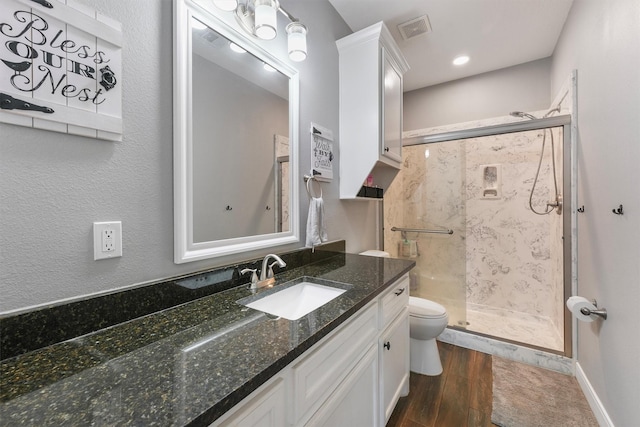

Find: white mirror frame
[173,0,300,263]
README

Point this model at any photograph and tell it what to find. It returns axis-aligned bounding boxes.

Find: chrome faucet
[241,253,287,290]
[260,253,286,284]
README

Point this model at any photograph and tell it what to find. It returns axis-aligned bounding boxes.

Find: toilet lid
[409,296,447,318]
[359,250,390,258]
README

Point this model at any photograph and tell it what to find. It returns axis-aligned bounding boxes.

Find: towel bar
[391,226,454,235]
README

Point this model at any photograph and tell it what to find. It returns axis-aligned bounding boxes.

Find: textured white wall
[551,0,640,425]
[404,58,551,131]
[0,0,377,313]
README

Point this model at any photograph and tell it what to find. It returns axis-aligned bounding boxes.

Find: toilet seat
[359,250,390,257]
[409,296,447,319]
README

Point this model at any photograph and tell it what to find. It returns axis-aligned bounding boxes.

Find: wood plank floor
[387,342,499,427]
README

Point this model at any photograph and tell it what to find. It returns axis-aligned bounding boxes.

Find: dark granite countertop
[0,253,414,426]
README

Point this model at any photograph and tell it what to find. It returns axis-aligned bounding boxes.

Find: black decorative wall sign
[0,0,123,141]
[310,122,334,182]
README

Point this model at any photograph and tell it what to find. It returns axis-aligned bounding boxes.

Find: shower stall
[384,113,572,355]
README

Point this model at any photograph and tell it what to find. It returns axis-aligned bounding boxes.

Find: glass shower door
[384,140,468,328]
[385,124,567,353]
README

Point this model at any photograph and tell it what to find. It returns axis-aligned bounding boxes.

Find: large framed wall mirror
[173,0,300,263]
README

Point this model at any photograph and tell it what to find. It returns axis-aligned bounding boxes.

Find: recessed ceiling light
[453,55,470,66]
[191,18,207,31]
[229,42,246,53]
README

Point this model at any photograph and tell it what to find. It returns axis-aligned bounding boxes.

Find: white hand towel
[306,197,328,247]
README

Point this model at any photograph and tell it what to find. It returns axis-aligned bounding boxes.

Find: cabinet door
[213,377,286,427]
[379,308,410,425]
[381,48,403,164]
[305,344,378,427]
[292,303,378,425]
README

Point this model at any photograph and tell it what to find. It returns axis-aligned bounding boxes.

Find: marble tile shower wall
[385,123,564,332]
[464,129,563,323]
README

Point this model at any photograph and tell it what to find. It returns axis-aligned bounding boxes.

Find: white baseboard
[575,362,615,427]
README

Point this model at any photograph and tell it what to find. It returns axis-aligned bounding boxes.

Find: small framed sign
[310,122,334,182]
[0,0,123,141]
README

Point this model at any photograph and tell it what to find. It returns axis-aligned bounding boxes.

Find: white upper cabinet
[382,49,403,163]
[337,22,409,199]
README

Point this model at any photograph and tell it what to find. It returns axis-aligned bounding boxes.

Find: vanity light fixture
[254,0,277,40]
[213,0,308,61]
[286,22,307,62]
[453,55,470,66]
[212,0,238,12]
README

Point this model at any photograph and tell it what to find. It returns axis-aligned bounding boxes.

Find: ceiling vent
[397,15,432,41]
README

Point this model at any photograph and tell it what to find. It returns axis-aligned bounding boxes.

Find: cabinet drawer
[379,275,409,329]
[292,302,378,425]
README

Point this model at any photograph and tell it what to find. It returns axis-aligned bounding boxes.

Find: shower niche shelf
[337,21,409,200]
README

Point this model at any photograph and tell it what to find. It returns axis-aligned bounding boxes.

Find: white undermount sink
[240,280,347,320]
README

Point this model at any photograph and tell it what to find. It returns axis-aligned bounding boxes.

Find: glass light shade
[254,0,277,40]
[286,22,307,62]
[212,0,238,12]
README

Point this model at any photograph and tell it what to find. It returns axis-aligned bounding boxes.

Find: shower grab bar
[391,226,454,235]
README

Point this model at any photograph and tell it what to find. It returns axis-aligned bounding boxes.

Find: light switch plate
[93,221,122,260]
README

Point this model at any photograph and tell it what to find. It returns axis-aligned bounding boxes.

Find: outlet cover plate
[93,221,122,260]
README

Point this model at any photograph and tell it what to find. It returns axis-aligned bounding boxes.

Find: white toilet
[359,250,449,376]
[409,296,448,375]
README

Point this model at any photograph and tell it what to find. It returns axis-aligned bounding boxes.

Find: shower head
[510,111,538,120]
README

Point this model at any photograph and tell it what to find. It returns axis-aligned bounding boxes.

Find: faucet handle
[267,261,283,278]
[240,268,258,284]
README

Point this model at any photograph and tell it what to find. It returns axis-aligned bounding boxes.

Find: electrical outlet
[103,228,115,252]
[93,221,122,260]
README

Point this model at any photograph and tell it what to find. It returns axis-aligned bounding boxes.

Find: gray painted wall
[0,0,379,313]
[404,58,551,130]
[550,0,640,424]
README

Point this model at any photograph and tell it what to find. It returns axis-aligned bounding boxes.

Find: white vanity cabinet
[212,274,410,427]
[378,276,411,424]
[381,49,403,164]
[379,310,410,423]
[337,22,409,199]
[213,374,287,427]
[305,344,378,427]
